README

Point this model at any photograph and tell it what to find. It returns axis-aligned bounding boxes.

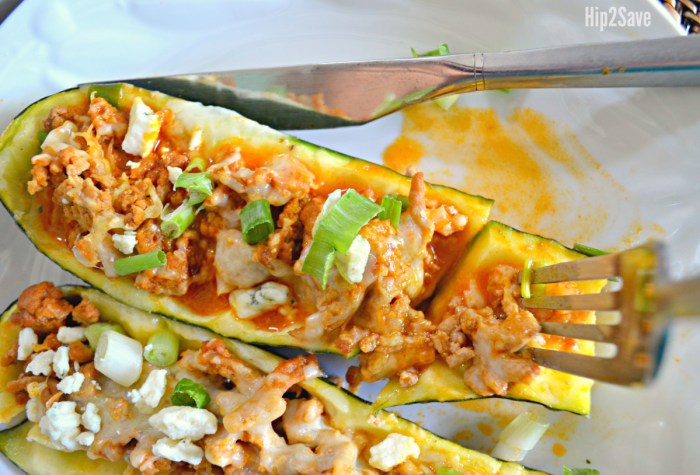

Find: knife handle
[460,36,700,92]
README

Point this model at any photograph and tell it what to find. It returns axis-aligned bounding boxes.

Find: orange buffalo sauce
[177,281,230,316]
[251,310,300,332]
[381,102,640,246]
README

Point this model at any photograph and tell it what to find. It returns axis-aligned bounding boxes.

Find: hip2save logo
[585,6,652,31]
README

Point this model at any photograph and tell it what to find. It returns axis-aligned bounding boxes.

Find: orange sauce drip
[383,136,423,173]
[552,442,568,457]
[177,281,230,316]
[477,423,494,437]
[381,103,642,246]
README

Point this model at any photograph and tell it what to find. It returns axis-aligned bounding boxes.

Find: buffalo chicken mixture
[27,94,543,395]
[3,283,433,474]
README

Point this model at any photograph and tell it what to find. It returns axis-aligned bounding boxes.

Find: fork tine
[538,322,616,342]
[522,292,619,311]
[522,253,618,284]
[528,347,645,385]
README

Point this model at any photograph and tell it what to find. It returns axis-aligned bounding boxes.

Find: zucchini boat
[374,222,607,415]
[0,283,545,475]
[0,83,492,388]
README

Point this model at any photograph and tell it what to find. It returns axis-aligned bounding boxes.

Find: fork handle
[657,275,700,317]
[470,36,700,91]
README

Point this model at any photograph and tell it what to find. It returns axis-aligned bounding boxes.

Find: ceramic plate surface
[1,1,699,474]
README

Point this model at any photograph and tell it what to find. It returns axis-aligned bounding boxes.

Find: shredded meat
[209,148,316,206]
[255,197,305,267]
[72,298,100,324]
[34,333,61,352]
[221,354,321,434]
[134,246,189,296]
[6,374,44,404]
[68,341,95,363]
[10,282,72,333]
[44,105,88,130]
[195,339,263,392]
[433,265,541,396]
[88,97,128,140]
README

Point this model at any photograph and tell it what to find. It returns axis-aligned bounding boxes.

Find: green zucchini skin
[0,285,546,475]
[374,221,605,415]
[0,84,493,356]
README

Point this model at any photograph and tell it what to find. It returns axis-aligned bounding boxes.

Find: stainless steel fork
[518,242,700,385]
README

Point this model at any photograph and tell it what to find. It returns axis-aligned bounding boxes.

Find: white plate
[1,1,699,474]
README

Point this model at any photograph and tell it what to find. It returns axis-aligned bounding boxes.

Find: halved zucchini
[0,285,545,475]
[374,221,607,415]
[0,84,492,355]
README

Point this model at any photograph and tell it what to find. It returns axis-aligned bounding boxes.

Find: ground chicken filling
[3,283,434,474]
[26,95,543,394]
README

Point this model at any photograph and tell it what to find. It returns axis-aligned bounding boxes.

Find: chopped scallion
[563,468,600,475]
[521,259,534,299]
[185,157,207,172]
[385,193,410,211]
[114,250,166,276]
[314,189,382,254]
[85,323,126,351]
[160,202,196,239]
[144,330,180,367]
[301,240,336,288]
[241,199,274,244]
[170,378,211,408]
[378,196,403,229]
[573,243,609,257]
[411,43,450,57]
[174,172,214,197]
[436,467,461,475]
[492,411,550,462]
[94,330,143,387]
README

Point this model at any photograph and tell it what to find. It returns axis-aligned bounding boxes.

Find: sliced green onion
[314,189,382,254]
[185,157,207,172]
[241,199,274,244]
[436,467,461,475]
[411,43,450,57]
[170,378,211,408]
[174,172,214,197]
[573,243,609,256]
[378,196,403,229]
[563,468,600,475]
[114,250,166,276]
[85,323,126,351]
[385,193,410,211]
[301,240,336,288]
[144,330,180,367]
[492,411,550,462]
[521,259,534,299]
[160,202,197,239]
[94,330,143,387]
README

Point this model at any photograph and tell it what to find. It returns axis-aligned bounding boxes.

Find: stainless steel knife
[99,36,700,130]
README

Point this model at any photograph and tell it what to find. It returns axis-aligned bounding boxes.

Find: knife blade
[93,36,700,130]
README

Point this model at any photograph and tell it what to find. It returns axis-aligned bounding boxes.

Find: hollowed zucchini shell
[374,221,607,415]
[0,84,493,355]
[0,285,545,475]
